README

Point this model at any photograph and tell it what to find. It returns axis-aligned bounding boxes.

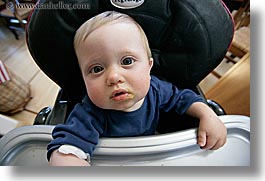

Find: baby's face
[76,22,153,112]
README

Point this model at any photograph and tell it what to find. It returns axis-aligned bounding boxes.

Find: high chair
[0,0,250,166]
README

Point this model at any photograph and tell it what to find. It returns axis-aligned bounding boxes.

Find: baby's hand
[185,102,227,150]
[197,114,227,150]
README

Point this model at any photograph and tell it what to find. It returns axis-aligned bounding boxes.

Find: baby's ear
[149,57,154,68]
[148,58,154,78]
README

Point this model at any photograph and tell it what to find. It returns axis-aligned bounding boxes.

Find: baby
[47,11,227,166]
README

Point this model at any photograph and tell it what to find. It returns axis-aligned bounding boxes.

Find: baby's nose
[106,68,124,86]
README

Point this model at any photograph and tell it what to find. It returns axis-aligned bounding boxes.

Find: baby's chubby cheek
[86,86,104,102]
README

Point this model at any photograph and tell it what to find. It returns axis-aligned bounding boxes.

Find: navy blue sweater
[47,76,204,160]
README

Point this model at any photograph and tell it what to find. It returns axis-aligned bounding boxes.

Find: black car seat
[26,0,234,132]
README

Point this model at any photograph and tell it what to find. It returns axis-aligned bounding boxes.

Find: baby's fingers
[201,136,226,150]
[210,138,226,150]
[200,136,217,150]
[197,130,206,147]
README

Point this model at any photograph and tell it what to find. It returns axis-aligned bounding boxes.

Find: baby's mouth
[110,89,133,101]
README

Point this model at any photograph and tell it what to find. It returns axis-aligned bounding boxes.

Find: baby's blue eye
[91,66,104,74]
[121,58,134,65]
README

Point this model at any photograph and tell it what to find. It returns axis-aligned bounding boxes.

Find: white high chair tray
[0,115,250,166]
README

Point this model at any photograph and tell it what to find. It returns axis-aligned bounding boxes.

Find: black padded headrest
[26,0,233,111]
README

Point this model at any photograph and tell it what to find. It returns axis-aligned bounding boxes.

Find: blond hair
[74,11,152,58]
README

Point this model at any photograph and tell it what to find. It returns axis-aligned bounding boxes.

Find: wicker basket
[0,70,31,114]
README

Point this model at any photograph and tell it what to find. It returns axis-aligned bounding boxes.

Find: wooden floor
[0,22,248,129]
[0,25,60,127]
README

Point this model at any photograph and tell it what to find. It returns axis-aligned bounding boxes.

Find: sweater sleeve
[47,97,104,161]
[152,76,205,115]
